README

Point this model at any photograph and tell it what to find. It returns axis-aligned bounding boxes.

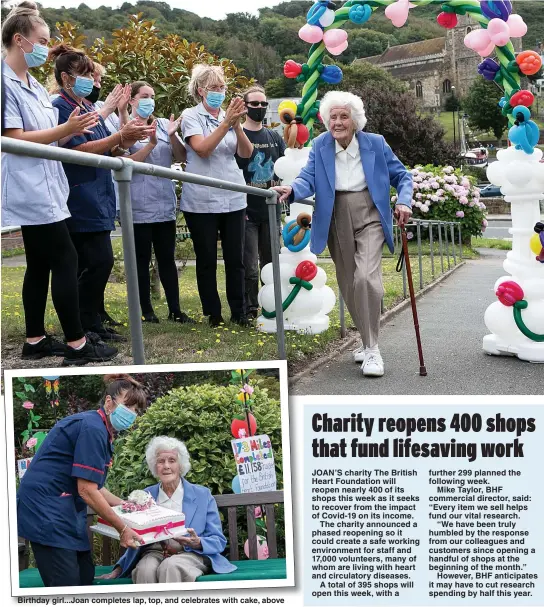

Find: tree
[463,78,508,143]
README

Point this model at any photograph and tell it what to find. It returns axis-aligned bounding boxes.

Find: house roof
[357,37,446,66]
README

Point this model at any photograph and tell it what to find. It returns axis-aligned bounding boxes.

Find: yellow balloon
[236,392,246,403]
[278,100,298,115]
[530,233,542,256]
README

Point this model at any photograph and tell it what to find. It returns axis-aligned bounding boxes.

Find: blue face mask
[137,98,155,118]
[72,76,94,98]
[206,91,225,109]
[109,402,137,432]
[20,36,49,68]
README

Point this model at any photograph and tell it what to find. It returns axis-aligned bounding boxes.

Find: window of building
[466,27,472,34]
[443,79,452,94]
[415,81,423,98]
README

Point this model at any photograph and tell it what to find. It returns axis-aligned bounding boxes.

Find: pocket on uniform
[5,163,47,221]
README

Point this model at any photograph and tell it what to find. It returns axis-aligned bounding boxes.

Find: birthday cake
[91,490,186,543]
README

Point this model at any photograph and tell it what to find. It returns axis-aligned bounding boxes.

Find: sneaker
[142,313,160,324]
[62,333,118,366]
[362,350,385,377]
[100,311,122,327]
[22,335,66,360]
[231,315,252,327]
[95,327,127,342]
[246,309,259,320]
[168,311,196,324]
[209,315,225,328]
[352,344,366,364]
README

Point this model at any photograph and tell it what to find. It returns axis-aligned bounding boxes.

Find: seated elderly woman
[273,91,413,378]
[100,436,236,583]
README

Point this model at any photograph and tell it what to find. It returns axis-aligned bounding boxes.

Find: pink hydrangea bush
[391,165,487,238]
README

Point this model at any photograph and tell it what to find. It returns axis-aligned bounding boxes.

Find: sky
[36,0,284,19]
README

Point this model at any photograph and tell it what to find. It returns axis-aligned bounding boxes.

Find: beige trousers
[327,190,385,349]
[132,545,211,584]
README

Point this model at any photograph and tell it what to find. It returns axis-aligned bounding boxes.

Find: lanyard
[59,90,93,113]
[97,408,114,443]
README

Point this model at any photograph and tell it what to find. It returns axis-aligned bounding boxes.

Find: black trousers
[21,221,84,342]
[31,541,94,587]
[244,215,273,314]
[133,220,181,315]
[69,230,114,333]
[183,209,245,319]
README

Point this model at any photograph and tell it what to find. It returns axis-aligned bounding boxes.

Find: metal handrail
[1,136,284,362]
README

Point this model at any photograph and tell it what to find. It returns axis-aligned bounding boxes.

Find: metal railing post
[429,223,435,277]
[450,223,457,266]
[339,290,346,338]
[458,223,463,260]
[266,191,286,360]
[416,220,423,290]
[444,221,451,271]
[438,222,444,274]
[113,158,145,365]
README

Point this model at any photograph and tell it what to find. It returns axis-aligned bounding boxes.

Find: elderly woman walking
[273,91,413,377]
[100,436,236,583]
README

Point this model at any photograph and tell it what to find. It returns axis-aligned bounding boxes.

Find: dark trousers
[31,541,94,587]
[133,220,181,315]
[21,221,84,342]
[70,230,114,332]
[183,209,245,319]
[244,215,273,314]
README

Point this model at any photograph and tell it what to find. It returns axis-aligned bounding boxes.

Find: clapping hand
[66,107,99,136]
[117,84,132,114]
[120,120,155,147]
[224,97,247,128]
[101,84,124,115]
[167,114,182,137]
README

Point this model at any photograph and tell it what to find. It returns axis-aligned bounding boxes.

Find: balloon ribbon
[262,277,313,319]
[513,300,544,342]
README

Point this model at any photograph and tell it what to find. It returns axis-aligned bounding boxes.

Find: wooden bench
[19,490,287,587]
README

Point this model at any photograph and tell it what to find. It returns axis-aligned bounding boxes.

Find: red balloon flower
[509,90,535,108]
[496,281,524,307]
[295,260,318,282]
[284,60,303,79]
[231,414,257,439]
[296,123,310,145]
[516,51,542,76]
[437,12,457,29]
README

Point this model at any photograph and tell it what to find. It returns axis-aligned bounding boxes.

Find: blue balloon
[283,220,311,252]
[349,4,372,24]
[231,475,241,494]
[307,1,328,26]
[321,65,343,85]
[43,376,60,381]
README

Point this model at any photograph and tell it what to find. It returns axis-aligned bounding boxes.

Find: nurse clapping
[17,374,147,588]
[1,1,118,365]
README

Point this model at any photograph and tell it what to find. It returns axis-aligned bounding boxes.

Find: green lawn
[1,253,461,368]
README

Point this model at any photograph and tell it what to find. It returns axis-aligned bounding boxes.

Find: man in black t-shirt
[236,85,286,319]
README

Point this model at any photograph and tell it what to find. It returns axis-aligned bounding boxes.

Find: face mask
[137,98,155,118]
[109,403,137,432]
[206,91,225,109]
[72,76,94,98]
[86,85,101,104]
[247,106,267,123]
[19,36,49,68]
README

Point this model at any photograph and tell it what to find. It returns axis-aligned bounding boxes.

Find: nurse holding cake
[100,436,236,583]
[16,375,147,587]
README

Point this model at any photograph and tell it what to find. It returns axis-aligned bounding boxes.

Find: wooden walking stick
[397,227,427,376]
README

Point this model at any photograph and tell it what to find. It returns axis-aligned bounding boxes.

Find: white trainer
[362,350,385,377]
[352,345,366,363]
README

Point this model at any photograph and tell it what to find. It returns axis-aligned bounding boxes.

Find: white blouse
[335,136,367,192]
[158,480,184,512]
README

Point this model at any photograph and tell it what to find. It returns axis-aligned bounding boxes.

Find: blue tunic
[53,91,116,233]
[17,408,114,551]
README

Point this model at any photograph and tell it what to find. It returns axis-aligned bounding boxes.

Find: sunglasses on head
[246,101,269,108]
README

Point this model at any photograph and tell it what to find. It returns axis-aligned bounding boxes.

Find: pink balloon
[299,23,324,44]
[507,14,527,38]
[327,41,349,56]
[487,18,510,47]
[384,0,415,28]
[323,29,348,56]
[464,29,492,54]
[478,40,497,58]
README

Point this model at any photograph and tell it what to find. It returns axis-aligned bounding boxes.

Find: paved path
[292,252,543,395]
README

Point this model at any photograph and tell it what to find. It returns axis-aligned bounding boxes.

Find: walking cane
[396,226,427,376]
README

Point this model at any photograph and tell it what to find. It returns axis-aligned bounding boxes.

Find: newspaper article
[1,0,544,605]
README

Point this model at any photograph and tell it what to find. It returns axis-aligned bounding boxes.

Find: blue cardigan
[291,131,413,254]
[115,479,237,577]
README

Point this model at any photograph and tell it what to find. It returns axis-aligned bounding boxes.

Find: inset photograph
[4,362,293,595]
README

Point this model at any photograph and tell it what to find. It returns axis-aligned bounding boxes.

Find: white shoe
[353,345,366,363]
[362,350,385,377]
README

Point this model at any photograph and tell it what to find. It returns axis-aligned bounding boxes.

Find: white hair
[319,91,367,132]
[145,436,191,478]
[188,64,225,103]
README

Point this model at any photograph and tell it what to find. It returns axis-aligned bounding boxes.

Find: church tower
[444,13,482,98]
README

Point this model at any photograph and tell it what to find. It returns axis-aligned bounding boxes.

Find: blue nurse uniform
[17,408,113,587]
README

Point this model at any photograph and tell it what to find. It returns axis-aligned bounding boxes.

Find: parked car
[478,183,502,197]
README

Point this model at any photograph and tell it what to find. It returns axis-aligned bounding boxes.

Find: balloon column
[273,0,543,361]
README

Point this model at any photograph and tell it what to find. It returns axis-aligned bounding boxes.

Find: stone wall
[1,230,24,251]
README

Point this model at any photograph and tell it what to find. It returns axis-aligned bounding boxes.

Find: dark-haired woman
[126,81,193,324]
[1,1,117,364]
[50,45,154,345]
[17,374,147,587]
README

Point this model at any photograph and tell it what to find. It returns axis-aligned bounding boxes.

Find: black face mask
[86,86,101,104]
[247,106,267,123]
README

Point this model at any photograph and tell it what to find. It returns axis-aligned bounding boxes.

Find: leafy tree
[463,79,508,143]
